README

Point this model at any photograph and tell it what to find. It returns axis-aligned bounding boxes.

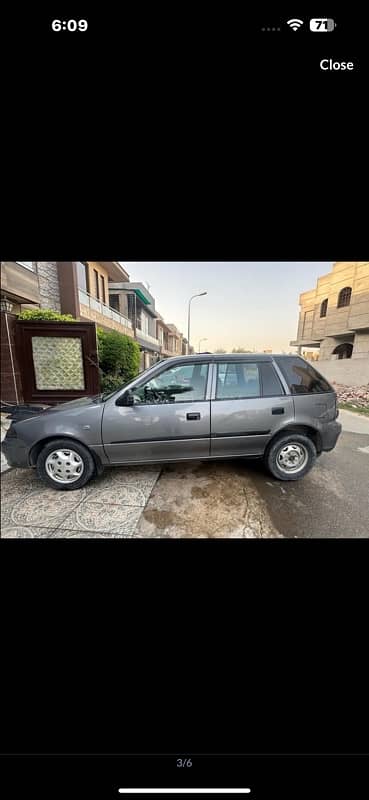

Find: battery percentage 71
[310,18,336,31]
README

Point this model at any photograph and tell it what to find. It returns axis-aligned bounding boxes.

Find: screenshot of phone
[0,7,367,800]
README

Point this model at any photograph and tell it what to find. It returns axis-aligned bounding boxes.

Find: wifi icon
[287,18,304,30]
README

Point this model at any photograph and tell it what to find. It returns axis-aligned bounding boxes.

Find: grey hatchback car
[2,354,341,490]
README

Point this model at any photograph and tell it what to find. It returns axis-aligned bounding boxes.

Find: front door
[102,361,211,464]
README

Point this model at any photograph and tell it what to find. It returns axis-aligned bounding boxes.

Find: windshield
[101,361,165,401]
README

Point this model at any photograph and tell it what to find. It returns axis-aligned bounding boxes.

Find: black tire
[265,433,316,481]
[36,438,96,490]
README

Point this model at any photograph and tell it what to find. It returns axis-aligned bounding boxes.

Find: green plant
[338,402,369,417]
[18,308,77,322]
[100,374,125,393]
[97,329,140,384]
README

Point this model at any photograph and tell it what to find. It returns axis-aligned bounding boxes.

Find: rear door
[102,360,212,464]
[210,359,294,457]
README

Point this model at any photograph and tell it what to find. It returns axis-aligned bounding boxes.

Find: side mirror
[116,391,135,407]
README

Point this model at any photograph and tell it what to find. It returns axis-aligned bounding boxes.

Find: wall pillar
[36,262,61,312]
[57,263,80,318]
[0,312,23,404]
[352,330,369,359]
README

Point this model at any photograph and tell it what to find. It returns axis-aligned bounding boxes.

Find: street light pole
[198,337,208,352]
[187,292,207,353]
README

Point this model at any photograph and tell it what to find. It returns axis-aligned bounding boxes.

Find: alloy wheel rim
[277,443,308,474]
[45,449,84,484]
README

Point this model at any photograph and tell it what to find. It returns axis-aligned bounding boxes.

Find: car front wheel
[265,433,316,481]
[36,439,95,490]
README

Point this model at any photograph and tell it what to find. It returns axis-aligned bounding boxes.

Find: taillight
[5,423,17,438]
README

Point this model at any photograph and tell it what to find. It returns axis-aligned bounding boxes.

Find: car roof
[157,353,289,364]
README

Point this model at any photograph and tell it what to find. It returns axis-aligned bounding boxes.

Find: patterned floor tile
[1,526,58,538]
[1,467,40,495]
[9,487,87,528]
[85,483,153,507]
[1,464,160,537]
[1,500,15,526]
[57,502,143,535]
[89,467,160,490]
[49,529,128,538]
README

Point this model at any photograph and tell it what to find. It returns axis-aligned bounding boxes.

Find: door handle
[187,412,201,420]
[272,407,285,415]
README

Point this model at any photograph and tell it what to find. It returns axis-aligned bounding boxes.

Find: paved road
[338,407,369,435]
[250,422,369,537]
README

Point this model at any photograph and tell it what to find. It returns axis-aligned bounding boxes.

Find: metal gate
[16,320,100,404]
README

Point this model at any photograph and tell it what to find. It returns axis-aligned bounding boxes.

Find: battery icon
[310,18,336,31]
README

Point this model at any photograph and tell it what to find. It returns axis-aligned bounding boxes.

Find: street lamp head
[199,292,207,296]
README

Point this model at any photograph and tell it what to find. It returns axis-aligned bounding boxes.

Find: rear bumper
[1,436,30,468]
[320,420,342,452]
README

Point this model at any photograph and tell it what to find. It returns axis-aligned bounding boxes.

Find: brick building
[290,261,369,386]
[290,262,369,360]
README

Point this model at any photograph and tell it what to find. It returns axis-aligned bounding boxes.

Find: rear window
[216,362,261,399]
[274,357,333,395]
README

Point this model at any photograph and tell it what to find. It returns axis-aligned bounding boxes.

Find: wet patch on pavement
[136,460,281,538]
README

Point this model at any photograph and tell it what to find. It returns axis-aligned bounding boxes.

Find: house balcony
[136,330,159,346]
[135,328,161,353]
[160,345,175,357]
[78,288,133,336]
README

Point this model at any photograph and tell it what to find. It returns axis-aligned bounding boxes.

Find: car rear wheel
[36,439,95,490]
[265,433,316,481]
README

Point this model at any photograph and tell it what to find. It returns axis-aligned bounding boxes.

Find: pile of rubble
[331,383,369,408]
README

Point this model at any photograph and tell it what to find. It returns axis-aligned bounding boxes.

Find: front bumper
[1,435,31,468]
[320,420,342,452]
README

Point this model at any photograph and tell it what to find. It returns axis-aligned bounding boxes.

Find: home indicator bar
[118,791,251,795]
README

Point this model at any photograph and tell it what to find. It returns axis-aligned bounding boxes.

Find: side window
[274,357,333,394]
[216,362,261,399]
[337,286,352,308]
[260,363,285,396]
[132,363,209,404]
[320,298,328,318]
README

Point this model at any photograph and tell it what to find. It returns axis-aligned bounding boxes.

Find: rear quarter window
[274,357,333,394]
[260,363,285,396]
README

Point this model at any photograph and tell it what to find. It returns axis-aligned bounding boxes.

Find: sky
[125,262,333,353]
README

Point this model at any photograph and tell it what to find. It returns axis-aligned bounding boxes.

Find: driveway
[0,466,160,537]
[137,409,369,537]
[1,409,368,538]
